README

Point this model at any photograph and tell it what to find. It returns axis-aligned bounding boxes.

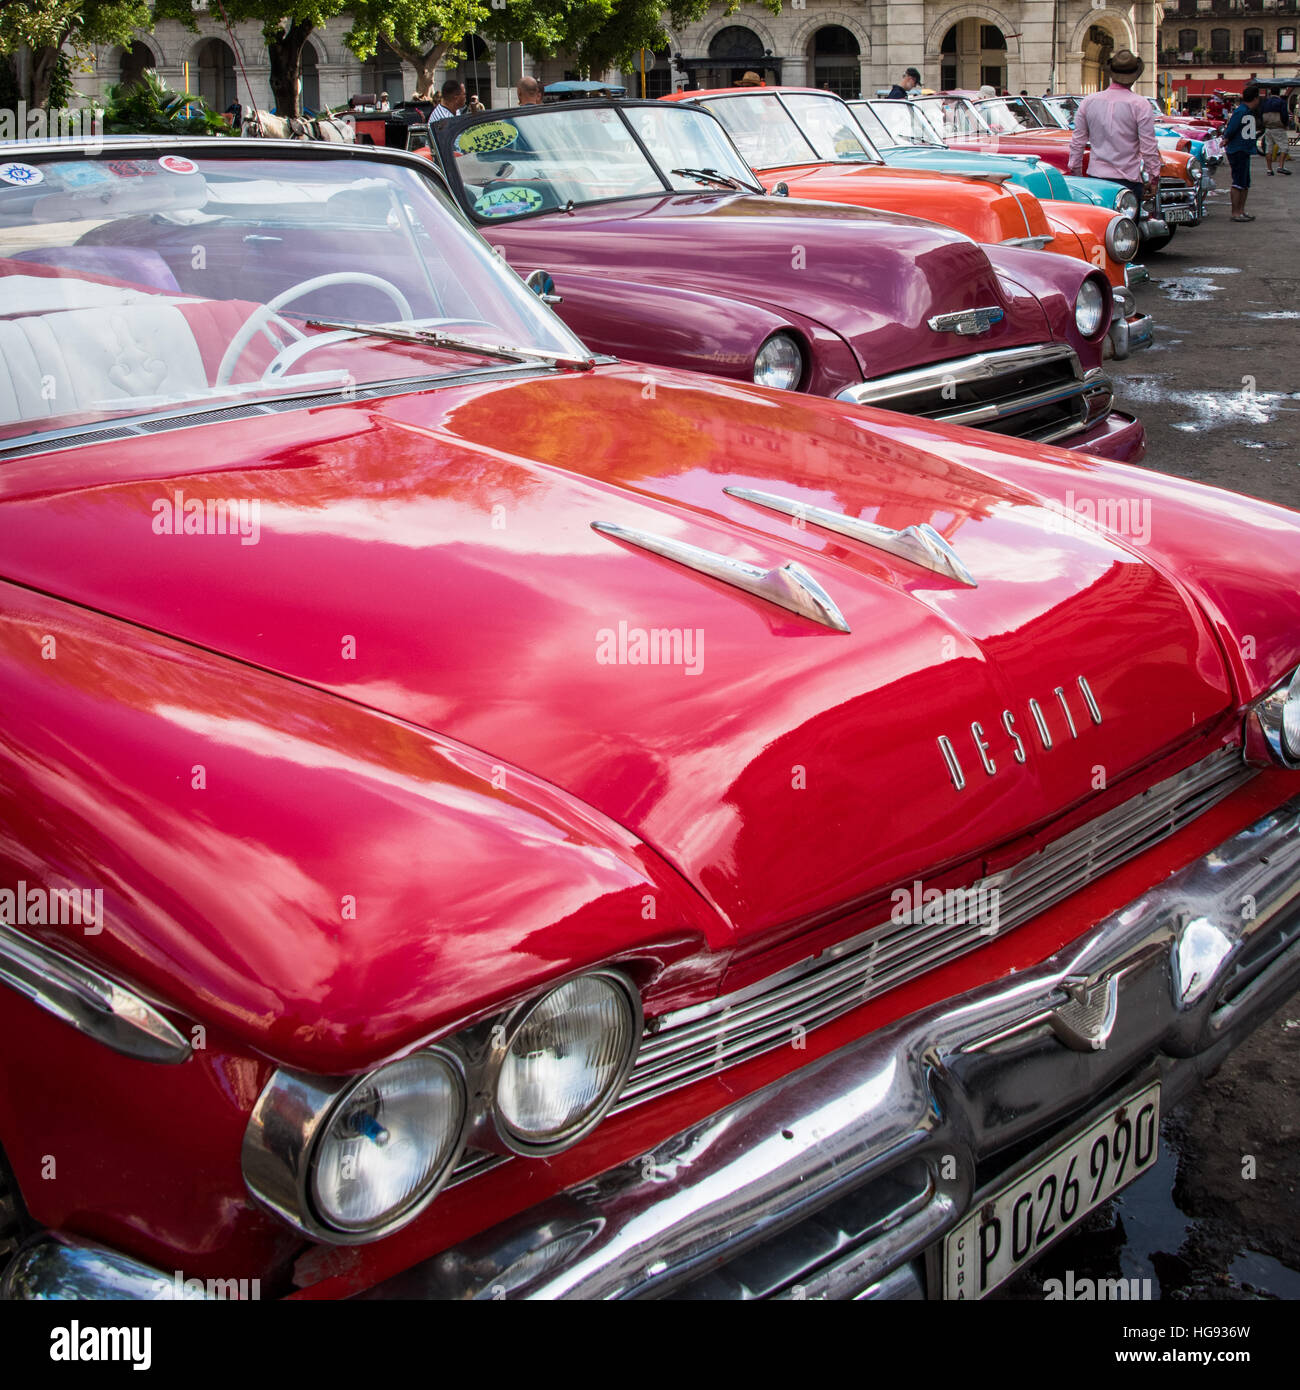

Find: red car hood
[0,366,1232,942]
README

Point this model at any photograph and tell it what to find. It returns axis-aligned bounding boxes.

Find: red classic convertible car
[0,138,1298,1303]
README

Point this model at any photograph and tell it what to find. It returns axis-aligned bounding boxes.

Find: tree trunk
[30,44,61,109]
[391,40,451,101]
[266,19,314,117]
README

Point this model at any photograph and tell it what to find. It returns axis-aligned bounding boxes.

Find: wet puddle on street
[1153,267,1242,302]
[1119,376,1300,433]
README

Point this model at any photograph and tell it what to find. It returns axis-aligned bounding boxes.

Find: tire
[1143,227,1177,253]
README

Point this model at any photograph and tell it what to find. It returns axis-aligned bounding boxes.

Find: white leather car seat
[0,276,209,427]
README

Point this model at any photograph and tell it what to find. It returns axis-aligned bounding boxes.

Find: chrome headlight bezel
[1187,155,1204,182]
[242,1045,469,1245]
[1249,666,1300,769]
[1104,215,1140,263]
[1074,277,1107,338]
[488,969,643,1157]
[1114,188,1140,218]
[753,331,805,391]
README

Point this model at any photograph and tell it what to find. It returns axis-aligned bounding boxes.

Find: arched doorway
[939,19,1007,92]
[707,25,768,88]
[810,25,860,97]
[195,39,237,113]
[1081,24,1116,92]
[455,35,491,108]
[119,40,155,88]
[300,43,320,113]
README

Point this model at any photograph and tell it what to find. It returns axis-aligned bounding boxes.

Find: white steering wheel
[215,272,415,386]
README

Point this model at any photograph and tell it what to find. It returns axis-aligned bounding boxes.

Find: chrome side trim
[0,918,191,1064]
[591,521,851,632]
[1000,234,1054,250]
[724,486,977,588]
[362,787,1300,1300]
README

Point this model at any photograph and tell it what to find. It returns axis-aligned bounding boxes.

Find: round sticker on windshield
[473,185,544,217]
[455,121,520,155]
[158,154,198,175]
[0,162,43,187]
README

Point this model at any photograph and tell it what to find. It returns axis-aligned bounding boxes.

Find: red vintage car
[1,138,1299,1303]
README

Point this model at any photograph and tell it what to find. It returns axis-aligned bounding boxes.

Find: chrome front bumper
[365,789,1300,1300]
[7,790,1300,1302]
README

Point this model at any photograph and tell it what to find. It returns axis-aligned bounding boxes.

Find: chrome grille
[838,344,1101,444]
[617,746,1251,1113]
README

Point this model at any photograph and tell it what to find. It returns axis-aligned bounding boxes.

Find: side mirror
[771,181,790,197]
[524,269,562,304]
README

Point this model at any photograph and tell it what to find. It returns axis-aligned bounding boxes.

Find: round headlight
[495,973,640,1153]
[1115,188,1139,218]
[1104,215,1140,263]
[1187,156,1203,182]
[1283,667,1300,762]
[1074,278,1106,338]
[753,332,804,391]
[311,1051,465,1234]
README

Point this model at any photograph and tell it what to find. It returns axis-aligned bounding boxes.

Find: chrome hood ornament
[928,305,1005,336]
[590,521,850,632]
[724,486,976,588]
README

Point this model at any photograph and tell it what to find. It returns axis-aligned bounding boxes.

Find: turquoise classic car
[853,99,1140,217]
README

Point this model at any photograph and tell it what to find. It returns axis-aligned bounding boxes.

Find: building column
[1020,0,1057,93]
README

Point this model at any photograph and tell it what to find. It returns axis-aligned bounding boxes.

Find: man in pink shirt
[1067,49,1161,203]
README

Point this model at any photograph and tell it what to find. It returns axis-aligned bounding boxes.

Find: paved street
[1004,160,1300,1301]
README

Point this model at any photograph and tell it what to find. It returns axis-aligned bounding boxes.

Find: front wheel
[1143,227,1176,253]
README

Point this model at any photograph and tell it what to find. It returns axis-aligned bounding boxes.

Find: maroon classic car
[423,99,1144,460]
[0,138,1299,1305]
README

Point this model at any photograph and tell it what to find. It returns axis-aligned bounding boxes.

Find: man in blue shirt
[1223,84,1263,221]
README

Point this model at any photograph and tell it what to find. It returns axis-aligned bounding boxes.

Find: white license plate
[1166,206,1195,223]
[943,1081,1160,1299]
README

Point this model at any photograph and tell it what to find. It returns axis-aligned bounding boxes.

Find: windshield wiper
[300,318,596,370]
[670,166,761,193]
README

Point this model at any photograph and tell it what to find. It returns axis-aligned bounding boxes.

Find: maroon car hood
[0,367,1232,941]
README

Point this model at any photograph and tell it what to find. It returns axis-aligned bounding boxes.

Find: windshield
[1047,96,1080,124]
[1024,96,1066,128]
[700,92,881,167]
[0,148,591,441]
[976,98,1043,134]
[914,96,990,140]
[855,100,945,148]
[442,103,757,220]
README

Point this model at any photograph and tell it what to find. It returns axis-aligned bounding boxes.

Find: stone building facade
[82,1,1163,116]
[1157,0,1300,106]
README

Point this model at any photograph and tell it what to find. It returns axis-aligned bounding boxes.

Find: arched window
[1280,27,1297,53]
[1210,29,1231,56]
[300,44,319,113]
[708,26,764,61]
[195,38,237,113]
[1178,29,1199,53]
[119,40,155,87]
[810,25,860,98]
[1243,28,1264,54]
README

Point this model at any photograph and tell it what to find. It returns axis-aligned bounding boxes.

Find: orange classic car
[664,87,1143,304]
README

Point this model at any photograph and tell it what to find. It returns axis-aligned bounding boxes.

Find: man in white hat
[1066,49,1160,205]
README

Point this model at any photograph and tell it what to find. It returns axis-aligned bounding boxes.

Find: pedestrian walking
[1066,49,1160,207]
[1223,85,1264,220]
[1260,86,1291,176]
[885,68,921,100]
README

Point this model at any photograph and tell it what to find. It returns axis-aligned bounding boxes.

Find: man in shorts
[1260,87,1291,176]
[1223,85,1263,221]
